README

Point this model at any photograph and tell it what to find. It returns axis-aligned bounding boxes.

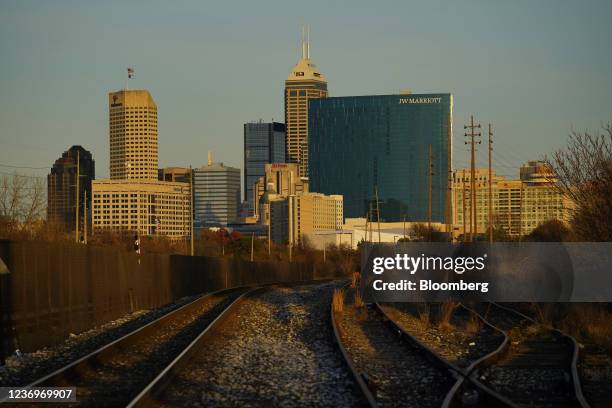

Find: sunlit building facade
[108,90,158,180]
[452,161,570,238]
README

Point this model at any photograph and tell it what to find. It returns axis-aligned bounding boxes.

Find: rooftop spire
[307,25,310,59]
[301,26,307,59]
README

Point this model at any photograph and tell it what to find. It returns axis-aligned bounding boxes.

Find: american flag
[127,68,135,78]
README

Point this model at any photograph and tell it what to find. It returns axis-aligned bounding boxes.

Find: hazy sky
[1,0,610,181]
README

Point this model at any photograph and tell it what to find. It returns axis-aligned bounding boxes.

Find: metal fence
[0,239,323,360]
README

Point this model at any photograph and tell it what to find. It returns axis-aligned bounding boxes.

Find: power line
[0,163,48,170]
[0,170,47,179]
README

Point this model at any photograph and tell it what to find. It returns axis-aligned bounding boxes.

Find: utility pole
[268,219,271,258]
[190,166,194,256]
[250,232,254,262]
[464,115,481,242]
[83,190,87,244]
[288,195,293,262]
[427,144,433,241]
[488,124,494,244]
[375,186,381,243]
[75,150,80,243]
[462,169,467,242]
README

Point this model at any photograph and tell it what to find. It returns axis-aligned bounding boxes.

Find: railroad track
[457,302,588,408]
[331,287,458,408]
[128,282,363,407]
[579,343,612,408]
[1,287,247,407]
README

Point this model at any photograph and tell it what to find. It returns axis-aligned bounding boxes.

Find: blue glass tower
[308,93,452,223]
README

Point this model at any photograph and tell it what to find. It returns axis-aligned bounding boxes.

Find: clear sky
[1,0,610,181]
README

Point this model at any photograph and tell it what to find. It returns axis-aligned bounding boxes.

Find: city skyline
[1,1,611,181]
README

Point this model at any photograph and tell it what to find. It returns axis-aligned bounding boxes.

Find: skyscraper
[193,153,241,228]
[285,27,328,178]
[108,90,158,180]
[243,121,286,216]
[93,87,191,238]
[47,145,95,231]
[309,93,453,223]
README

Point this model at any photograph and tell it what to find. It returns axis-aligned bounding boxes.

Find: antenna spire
[306,25,310,59]
[301,26,307,59]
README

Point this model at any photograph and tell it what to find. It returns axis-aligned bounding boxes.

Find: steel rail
[374,302,514,408]
[127,287,261,407]
[489,302,589,408]
[330,285,378,408]
[0,286,246,404]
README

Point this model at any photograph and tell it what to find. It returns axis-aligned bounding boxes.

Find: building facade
[269,193,343,245]
[47,145,95,231]
[109,90,158,180]
[309,93,453,223]
[452,162,570,238]
[93,87,191,238]
[253,163,308,223]
[285,29,327,177]
[92,179,191,237]
[243,121,286,216]
[159,166,191,183]
[193,155,240,228]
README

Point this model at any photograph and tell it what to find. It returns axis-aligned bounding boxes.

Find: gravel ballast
[336,289,455,408]
[156,281,364,408]
[0,293,205,387]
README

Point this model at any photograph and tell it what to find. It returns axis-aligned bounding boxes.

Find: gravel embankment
[0,292,204,387]
[157,281,364,408]
[380,303,503,369]
[337,289,455,408]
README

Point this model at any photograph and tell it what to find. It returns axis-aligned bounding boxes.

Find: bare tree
[545,124,612,241]
[0,173,46,234]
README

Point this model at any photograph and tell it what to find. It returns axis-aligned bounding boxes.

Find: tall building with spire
[285,26,328,178]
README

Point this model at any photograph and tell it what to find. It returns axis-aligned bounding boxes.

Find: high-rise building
[285,27,328,177]
[452,162,570,238]
[47,146,95,231]
[309,93,453,223]
[193,153,241,228]
[93,88,191,238]
[252,163,308,223]
[243,121,286,216]
[108,90,158,180]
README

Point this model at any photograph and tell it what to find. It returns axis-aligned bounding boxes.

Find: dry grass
[354,290,365,308]
[529,303,554,327]
[351,272,360,288]
[438,301,458,331]
[333,288,345,313]
[463,312,483,333]
[557,304,612,350]
[417,304,431,330]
